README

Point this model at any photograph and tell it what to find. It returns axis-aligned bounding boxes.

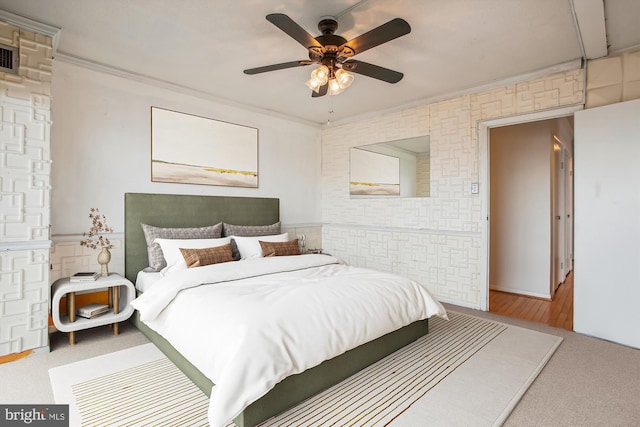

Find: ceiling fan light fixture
[312,65,330,82]
[305,78,321,93]
[247,13,411,98]
[335,68,354,89]
[305,65,330,93]
[326,69,354,96]
[328,78,346,95]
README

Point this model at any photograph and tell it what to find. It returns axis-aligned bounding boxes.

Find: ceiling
[0,0,639,125]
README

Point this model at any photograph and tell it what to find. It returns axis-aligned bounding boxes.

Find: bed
[124,192,446,426]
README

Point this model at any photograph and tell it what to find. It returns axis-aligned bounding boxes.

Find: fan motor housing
[318,16,338,34]
[315,34,347,47]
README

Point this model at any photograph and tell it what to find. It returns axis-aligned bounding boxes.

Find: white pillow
[154,237,232,273]
[232,233,289,259]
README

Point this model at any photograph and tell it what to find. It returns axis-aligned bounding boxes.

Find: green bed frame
[124,192,428,427]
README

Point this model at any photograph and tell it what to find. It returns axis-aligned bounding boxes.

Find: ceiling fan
[244,13,411,97]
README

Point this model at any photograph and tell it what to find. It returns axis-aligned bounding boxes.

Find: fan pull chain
[327,96,335,125]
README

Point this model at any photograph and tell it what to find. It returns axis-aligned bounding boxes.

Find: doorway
[488,272,574,330]
[478,106,580,330]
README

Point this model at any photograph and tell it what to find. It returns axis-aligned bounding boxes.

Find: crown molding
[0,8,319,128]
[323,58,583,128]
[54,51,321,129]
[0,9,61,51]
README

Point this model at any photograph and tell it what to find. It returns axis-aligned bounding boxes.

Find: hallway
[489,271,574,331]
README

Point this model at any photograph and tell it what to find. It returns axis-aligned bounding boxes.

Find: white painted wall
[574,99,640,349]
[50,60,322,236]
[489,121,552,298]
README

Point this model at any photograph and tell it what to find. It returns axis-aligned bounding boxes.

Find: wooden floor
[489,270,574,331]
[0,349,33,364]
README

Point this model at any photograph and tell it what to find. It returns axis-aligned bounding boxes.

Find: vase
[97,247,111,277]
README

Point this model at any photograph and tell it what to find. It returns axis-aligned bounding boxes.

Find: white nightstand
[51,273,135,345]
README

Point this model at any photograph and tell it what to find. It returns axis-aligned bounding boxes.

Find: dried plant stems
[80,207,114,249]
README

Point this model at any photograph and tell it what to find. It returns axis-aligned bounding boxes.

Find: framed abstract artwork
[151,107,258,188]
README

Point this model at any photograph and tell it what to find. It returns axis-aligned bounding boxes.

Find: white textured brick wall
[50,237,124,283]
[0,21,52,355]
[415,155,430,197]
[281,225,322,253]
[322,68,584,308]
[586,48,640,108]
[0,249,49,355]
[0,93,51,242]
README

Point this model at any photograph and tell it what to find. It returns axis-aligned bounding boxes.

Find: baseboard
[437,296,482,311]
[490,285,551,300]
[0,345,50,364]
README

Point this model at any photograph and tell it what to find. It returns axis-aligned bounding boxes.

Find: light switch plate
[471,182,479,194]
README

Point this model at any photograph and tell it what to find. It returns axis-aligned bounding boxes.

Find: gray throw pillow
[141,222,223,271]
[222,222,281,237]
[222,222,281,260]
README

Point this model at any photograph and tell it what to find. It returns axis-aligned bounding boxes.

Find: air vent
[0,43,19,75]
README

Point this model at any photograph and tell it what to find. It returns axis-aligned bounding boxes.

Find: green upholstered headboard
[124,193,279,283]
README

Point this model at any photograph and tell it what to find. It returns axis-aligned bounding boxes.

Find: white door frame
[478,105,583,311]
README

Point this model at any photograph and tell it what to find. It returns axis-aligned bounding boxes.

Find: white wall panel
[0,21,52,356]
[0,249,49,355]
[0,94,50,243]
[574,99,640,349]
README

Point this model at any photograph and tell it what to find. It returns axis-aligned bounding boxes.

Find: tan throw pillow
[259,239,300,257]
[179,243,234,268]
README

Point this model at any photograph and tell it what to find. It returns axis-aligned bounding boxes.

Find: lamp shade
[328,78,345,95]
[305,65,330,93]
[305,65,354,95]
[335,68,354,89]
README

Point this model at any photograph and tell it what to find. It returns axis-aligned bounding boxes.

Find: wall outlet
[471,182,479,194]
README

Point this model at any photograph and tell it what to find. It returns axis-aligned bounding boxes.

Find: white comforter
[131,254,447,427]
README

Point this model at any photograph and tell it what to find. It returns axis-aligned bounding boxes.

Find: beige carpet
[49,312,562,426]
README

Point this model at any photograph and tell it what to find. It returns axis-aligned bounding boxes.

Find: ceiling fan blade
[266,13,324,50]
[339,18,411,56]
[244,60,311,75]
[312,83,328,97]
[343,60,404,83]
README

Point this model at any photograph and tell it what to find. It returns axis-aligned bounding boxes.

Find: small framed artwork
[151,107,258,188]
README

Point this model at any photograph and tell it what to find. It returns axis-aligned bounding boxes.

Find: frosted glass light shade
[335,69,354,89]
[305,65,330,93]
[328,78,345,95]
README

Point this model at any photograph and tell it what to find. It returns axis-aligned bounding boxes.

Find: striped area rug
[257,312,506,426]
[52,312,561,426]
[71,357,209,426]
